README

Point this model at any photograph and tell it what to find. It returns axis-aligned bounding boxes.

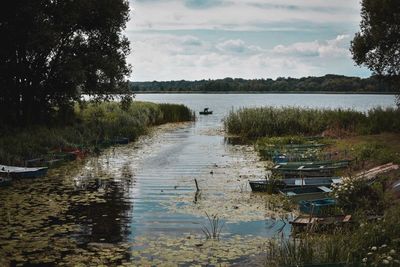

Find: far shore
[133,90,397,95]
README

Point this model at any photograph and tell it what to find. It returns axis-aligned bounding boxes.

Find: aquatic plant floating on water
[201,212,224,240]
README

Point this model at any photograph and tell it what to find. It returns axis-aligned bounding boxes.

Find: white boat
[0,165,48,178]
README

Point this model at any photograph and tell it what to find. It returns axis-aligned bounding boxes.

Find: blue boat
[299,198,337,215]
[0,165,48,178]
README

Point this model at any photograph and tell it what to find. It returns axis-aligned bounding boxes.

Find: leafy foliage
[350,0,400,78]
[0,0,131,126]
[350,0,400,103]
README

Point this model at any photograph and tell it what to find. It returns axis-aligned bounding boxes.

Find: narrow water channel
[0,94,396,266]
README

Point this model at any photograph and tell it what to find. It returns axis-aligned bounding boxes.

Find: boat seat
[343,215,351,222]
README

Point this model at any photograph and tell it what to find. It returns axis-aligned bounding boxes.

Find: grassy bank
[224,107,400,139]
[0,101,194,165]
[266,202,400,266]
[223,107,400,266]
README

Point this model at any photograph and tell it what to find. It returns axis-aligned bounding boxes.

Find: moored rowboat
[249,177,342,192]
[298,198,337,215]
[279,186,332,201]
[0,165,48,178]
[290,214,352,228]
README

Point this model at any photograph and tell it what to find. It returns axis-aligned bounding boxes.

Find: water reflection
[70,160,135,244]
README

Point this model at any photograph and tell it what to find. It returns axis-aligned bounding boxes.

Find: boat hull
[0,165,48,178]
[249,177,341,192]
[298,198,337,215]
[280,186,332,202]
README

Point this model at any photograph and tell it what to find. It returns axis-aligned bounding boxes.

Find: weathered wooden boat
[271,153,320,163]
[0,176,12,186]
[199,108,213,115]
[298,198,337,215]
[249,177,342,192]
[261,143,327,150]
[273,164,346,178]
[25,158,45,167]
[114,137,129,145]
[290,214,352,229]
[0,165,48,178]
[260,148,322,161]
[283,177,342,187]
[277,160,350,168]
[249,179,287,192]
[25,158,64,168]
[279,186,332,201]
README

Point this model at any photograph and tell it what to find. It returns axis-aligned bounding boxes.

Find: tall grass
[0,101,194,165]
[224,107,400,139]
[265,233,349,267]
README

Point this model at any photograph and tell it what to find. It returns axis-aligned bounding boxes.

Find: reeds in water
[224,107,400,139]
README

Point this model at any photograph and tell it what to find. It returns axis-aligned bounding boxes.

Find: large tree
[350,0,400,104]
[0,0,131,126]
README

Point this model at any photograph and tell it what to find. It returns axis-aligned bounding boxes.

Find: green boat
[273,164,347,178]
[279,186,332,201]
[277,160,351,168]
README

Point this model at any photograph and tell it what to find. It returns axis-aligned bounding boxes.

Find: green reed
[0,101,194,165]
[224,107,400,139]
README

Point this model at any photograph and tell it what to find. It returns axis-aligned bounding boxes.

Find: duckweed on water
[1,122,290,266]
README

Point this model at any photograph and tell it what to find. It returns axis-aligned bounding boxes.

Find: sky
[126,0,371,81]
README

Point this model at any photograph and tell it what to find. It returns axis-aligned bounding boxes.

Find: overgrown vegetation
[0,101,194,165]
[265,170,400,267]
[1,1,131,126]
[224,107,400,139]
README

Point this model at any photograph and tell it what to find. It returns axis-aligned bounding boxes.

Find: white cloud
[126,1,371,80]
[128,33,363,81]
[273,35,351,58]
[215,39,264,54]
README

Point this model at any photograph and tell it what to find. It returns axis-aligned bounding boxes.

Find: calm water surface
[0,94,396,265]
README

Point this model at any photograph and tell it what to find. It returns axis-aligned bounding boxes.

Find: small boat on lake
[199,108,213,115]
[279,186,332,201]
[298,198,337,215]
[249,177,342,192]
[0,176,12,186]
[0,165,48,178]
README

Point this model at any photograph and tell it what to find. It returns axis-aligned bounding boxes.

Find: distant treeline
[130,75,396,93]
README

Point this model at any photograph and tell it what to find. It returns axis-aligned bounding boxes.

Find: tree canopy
[130,75,394,93]
[0,0,131,126]
[350,0,399,84]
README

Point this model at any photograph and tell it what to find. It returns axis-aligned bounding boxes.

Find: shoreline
[133,91,397,95]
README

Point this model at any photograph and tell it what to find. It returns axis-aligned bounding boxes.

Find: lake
[0,94,396,266]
